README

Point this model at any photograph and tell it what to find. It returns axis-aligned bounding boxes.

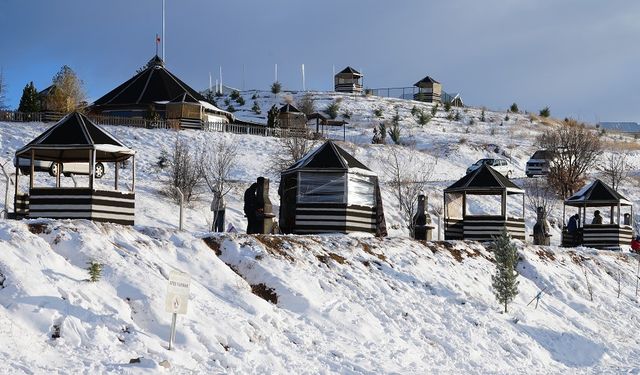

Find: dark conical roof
[414,76,440,86]
[92,55,205,107]
[170,91,201,104]
[15,112,133,162]
[445,164,523,194]
[565,179,631,207]
[337,66,362,76]
[282,140,372,174]
[279,103,301,113]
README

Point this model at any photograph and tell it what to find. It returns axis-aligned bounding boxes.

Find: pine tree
[271,81,281,94]
[18,82,41,112]
[251,100,261,114]
[510,102,519,113]
[491,230,519,313]
[87,261,103,282]
[267,105,280,128]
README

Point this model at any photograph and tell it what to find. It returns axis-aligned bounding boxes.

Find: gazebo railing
[562,224,633,250]
[445,215,525,241]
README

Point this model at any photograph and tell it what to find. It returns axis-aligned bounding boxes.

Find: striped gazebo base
[445,216,525,241]
[292,203,376,234]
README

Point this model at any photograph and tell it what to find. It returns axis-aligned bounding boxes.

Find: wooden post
[131,154,136,192]
[29,149,35,189]
[114,160,119,191]
[610,205,615,225]
[56,162,60,188]
[501,190,507,219]
[89,149,94,190]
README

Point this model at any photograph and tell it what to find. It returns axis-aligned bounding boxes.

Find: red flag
[156,34,161,44]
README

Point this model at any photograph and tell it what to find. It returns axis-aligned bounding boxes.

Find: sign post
[165,270,190,350]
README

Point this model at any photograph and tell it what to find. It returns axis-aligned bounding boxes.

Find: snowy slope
[0,219,639,373]
[0,93,640,373]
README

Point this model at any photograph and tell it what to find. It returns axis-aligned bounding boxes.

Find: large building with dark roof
[90,55,232,125]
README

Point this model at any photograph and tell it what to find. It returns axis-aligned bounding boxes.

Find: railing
[1,110,327,140]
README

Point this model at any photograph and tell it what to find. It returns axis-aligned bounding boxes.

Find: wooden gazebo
[444,164,525,241]
[413,76,442,103]
[562,179,633,250]
[334,66,363,94]
[278,103,307,129]
[14,112,136,225]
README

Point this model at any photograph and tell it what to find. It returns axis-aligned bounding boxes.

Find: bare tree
[201,137,238,196]
[269,136,317,175]
[537,120,601,198]
[298,93,315,116]
[384,146,435,236]
[167,135,204,203]
[522,178,558,220]
[601,152,630,190]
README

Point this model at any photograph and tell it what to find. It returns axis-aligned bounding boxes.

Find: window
[298,172,345,203]
[347,174,376,207]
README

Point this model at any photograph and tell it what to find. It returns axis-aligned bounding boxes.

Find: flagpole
[162,0,165,61]
[302,64,305,91]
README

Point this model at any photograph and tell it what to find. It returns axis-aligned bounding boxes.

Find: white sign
[165,271,190,315]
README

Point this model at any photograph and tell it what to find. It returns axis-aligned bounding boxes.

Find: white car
[466,158,514,177]
[14,157,106,178]
[526,149,553,177]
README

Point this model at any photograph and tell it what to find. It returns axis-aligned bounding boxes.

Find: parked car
[466,158,514,177]
[526,150,553,177]
[14,157,106,178]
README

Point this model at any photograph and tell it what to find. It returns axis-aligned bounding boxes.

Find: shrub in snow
[298,93,315,116]
[230,90,240,100]
[454,111,461,122]
[271,81,282,94]
[235,96,245,106]
[168,137,204,203]
[251,101,261,114]
[480,108,486,122]
[431,104,438,116]
[510,102,519,113]
[539,106,551,117]
[251,92,258,100]
[325,100,340,119]
[417,111,431,126]
[87,261,103,282]
[443,101,452,112]
[491,231,519,313]
[226,105,236,113]
[341,109,352,120]
[373,107,384,118]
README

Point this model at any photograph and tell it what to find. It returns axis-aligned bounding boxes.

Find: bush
[271,81,282,94]
[230,90,240,100]
[454,111,461,121]
[251,92,258,100]
[444,101,452,112]
[417,111,431,126]
[387,110,401,144]
[504,114,510,121]
[411,106,420,117]
[251,101,261,114]
[226,104,236,112]
[539,106,551,117]
[431,104,438,116]
[446,112,454,121]
[325,100,340,119]
[341,109,352,119]
[235,96,245,106]
[469,118,475,125]
[299,93,315,116]
[510,103,519,113]
[168,138,205,203]
[87,261,103,282]
[224,98,230,106]
[373,107,384,118]
[480,107,486,122]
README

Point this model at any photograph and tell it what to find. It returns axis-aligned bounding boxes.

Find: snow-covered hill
[0,219,639,373]
[1,92,640,373]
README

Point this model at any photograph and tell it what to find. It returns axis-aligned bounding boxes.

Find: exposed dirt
[28,223,49,235]
[202,237,222,256]
[250,283,278,304]
[317,253,347,265]
[535,248,556,262]
[254,235,295,262]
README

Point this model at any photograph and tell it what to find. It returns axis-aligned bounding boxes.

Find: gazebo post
[610,205,615,225]
[501,190,507,219]
[56,162,60,188]
[131,154,136,192]
[617,203,621,225]
[89,149,94,190]
[14,164,19,202]
[114,161,119,191]
[29,149,35,189]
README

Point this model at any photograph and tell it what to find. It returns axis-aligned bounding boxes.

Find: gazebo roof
[414,76,440,87]
[92,55,206,107]
[336,66,362,77]
[279,103,302,113]
[15,112,134,162]
[565,179,632,207]
[282,140,374,176]
[169,91,201,104]
[444,164,524,194]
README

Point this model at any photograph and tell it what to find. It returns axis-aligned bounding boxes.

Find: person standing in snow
[567,213,580,246]
[243,182,258,234]
[211,188,226,232]
[592,210,603,225]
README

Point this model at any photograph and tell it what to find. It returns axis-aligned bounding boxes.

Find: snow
[0,92,639,373]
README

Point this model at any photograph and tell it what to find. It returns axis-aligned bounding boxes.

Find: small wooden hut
[278,141,386,236]
[278,103,307,129]
[166,92,204,129]
[13,112,136,225]
[413,76,442,103]
[561,179,633,250]
[444,164,525,241]
[334,67,363,93]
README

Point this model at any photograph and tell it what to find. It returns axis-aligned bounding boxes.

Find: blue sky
[1,0,639,121]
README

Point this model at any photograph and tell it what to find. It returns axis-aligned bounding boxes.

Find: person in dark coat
[567,214,580,233]
[592,210,603,225]
[244,183,258,234]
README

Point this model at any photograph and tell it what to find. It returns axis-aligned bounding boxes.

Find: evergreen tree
[491,230,519,313]
[18,81,41,112]
[267,105,280,128]
[387,110,401,144]
[480,107,486,122]
[539,106,551,118]
[510,102,519,113]
[271,81,281,94]
[251,100,261,114]
[87,261,103,282]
